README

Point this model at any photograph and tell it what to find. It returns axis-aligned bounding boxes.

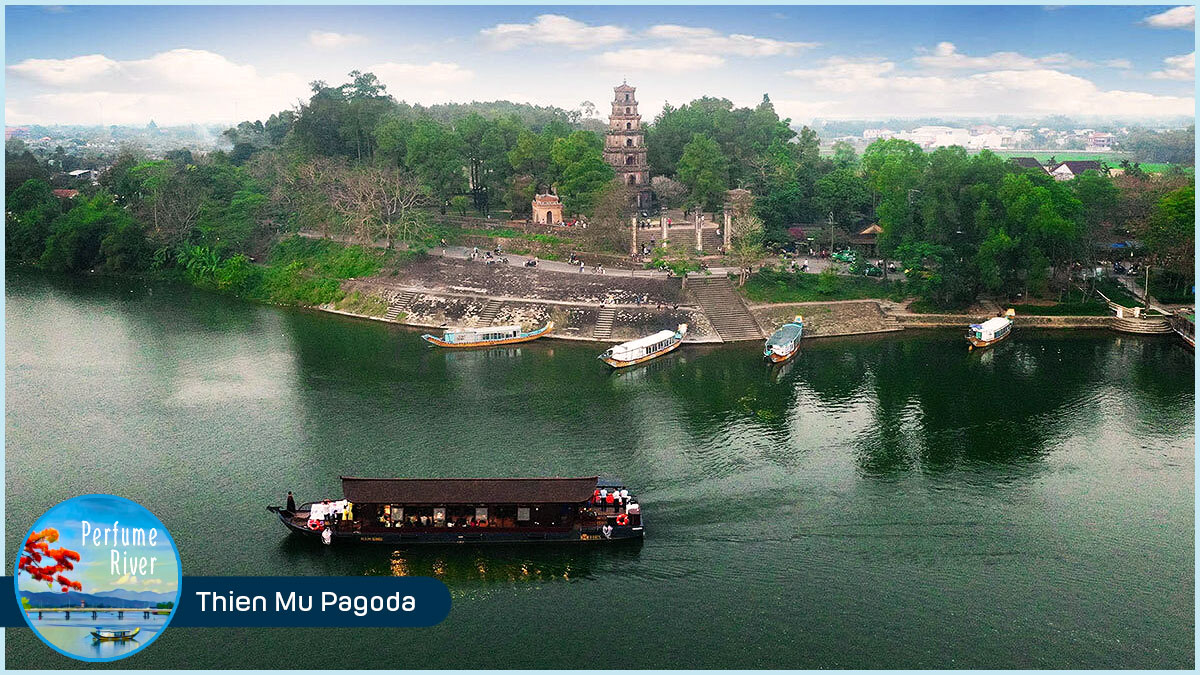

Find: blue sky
[17,495,179,596]
[5,5,1196,126]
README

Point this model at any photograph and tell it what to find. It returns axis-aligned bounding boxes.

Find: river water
[5,271,1194,669]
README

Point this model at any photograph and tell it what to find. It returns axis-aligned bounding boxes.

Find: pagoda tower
[603,82,651,209]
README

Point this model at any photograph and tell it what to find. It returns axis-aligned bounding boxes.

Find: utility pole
[828,212,835,254]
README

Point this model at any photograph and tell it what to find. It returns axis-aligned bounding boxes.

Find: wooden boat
[422,322,553,348]
[268,476,644,545]
[91,627,140,641]
[599,324,687,368]
[764,316,803,363]
[966,309,1014,349]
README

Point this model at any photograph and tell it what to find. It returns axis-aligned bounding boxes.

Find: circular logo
[14,494,181,662]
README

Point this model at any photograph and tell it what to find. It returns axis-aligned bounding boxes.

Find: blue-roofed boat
[764,315,803,363]
[422,321,553,348]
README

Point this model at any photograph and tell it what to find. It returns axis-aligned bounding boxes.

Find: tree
[551,131,613,215]
[677,134,728,213]
[584,181,637,252]
[7,179,61,263]
[728,213,766,286]
[815,168,871,230]
[1142,186,1194,279]
[405,120,464,214]
[650,176,687,210]
[41,192,136,272]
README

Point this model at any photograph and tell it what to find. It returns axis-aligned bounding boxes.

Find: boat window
[517,507,531,521]
[433,507,446,526]
[390,506,404,524]
[475,507,488,524]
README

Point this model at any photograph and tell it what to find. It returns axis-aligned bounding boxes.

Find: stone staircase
[475,298,503,326]
[687,276,763,342]
[594,306,617,341]
[383,291,418,321]
[699,228,723,253]
[1111,315,1173,334]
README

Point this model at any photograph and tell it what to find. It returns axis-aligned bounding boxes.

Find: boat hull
[601,339,682,368]
[92,628,140,641]
[764,346,798,363]
[422,323,553,348]
[270,507,643,544]
[966,331,1011,349]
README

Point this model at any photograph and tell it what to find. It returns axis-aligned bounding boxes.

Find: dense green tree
[40,192,134,272]
[550,131,613,215]
[677,133,728,213]
[7,179,62,262]
[405,119,464,213]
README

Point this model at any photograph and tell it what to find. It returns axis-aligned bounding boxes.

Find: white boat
[599,324,687,368]
[966,310,1014,349]
[92,627,140,641]
[764,316,803,363]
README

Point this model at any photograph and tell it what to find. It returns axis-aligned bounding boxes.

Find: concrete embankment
[895,313,1112,329]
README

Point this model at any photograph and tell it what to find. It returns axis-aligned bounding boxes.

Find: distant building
[1048,160,1103,181]
[1009,157,1046,171]
[1088,132,1115,150]
[851,223,883,256]
[52,189,80,200]
[602,81,651,209]
[531,193,564,225]
[68,169,98,183]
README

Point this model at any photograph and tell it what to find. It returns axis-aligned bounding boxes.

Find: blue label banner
[3,576,451,628]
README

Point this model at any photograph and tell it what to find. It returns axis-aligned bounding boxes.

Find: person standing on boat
[286,491,296,512]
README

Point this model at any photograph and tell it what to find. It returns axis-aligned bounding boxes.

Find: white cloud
[308,30,367,48]
[143,578,163,586]
[7,49,308,126]
[782,56,1194,119]
[914,41,1090,70]
[645,24,817,56]
[1104,58,1133,69]
[1143,6,1194,29]
[369,61,474,85]
[1150,51,1195,80]
[481,14,629,50]
[594,48,725,72]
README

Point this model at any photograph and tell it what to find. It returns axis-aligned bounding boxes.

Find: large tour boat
[599,324,687,368]
[268,476,644,545]
[966,309,1015,349]
[422,322,553,348]
[764,315,803,363]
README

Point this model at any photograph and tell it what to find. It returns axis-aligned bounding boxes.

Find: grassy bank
[186,235,417,306]
[742,267,908,303]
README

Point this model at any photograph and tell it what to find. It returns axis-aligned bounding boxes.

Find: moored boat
[92,627,140,641]
[599,324,687,368]
[268,476,644,545]
[422,322,553,348]
[966,309,1014,349]
[764,315,803,363]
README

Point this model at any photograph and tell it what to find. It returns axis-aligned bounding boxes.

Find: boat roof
[340,476,599,504]
[766,324,802,345]
[615,329,676,351]
[449,324,521,335]
[976,317,1011,331]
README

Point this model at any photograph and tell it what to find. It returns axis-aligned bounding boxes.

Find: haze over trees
[5,71,1194,310]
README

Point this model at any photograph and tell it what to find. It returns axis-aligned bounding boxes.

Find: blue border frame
[11,493,183,664]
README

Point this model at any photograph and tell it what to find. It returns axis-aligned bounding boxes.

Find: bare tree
[325,164,429,248]
[583,181,637,253]
[728,213,766,286]
[651,176,687,211]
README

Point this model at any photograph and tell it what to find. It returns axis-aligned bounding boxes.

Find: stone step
[594,306,617,341]
[687,276,763,342]
[383,290,418,321]
[475,299,503,326]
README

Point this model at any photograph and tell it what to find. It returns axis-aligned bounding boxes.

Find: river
[5,271,1194,669]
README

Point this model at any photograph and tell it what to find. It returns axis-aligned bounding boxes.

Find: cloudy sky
[5,5,1196,127]
[18,495,179,596]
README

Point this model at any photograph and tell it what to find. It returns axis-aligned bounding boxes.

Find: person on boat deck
[286,491,296,512]
[620,488,630,502]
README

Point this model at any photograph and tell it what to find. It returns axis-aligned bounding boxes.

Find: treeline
[5,70,1195,310]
